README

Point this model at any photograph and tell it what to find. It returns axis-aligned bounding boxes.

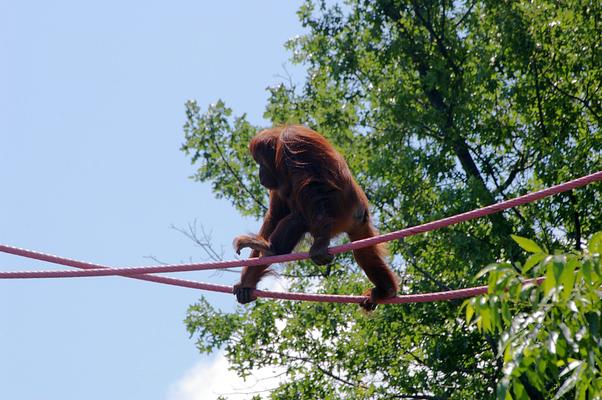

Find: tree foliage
[466,233,602,399]
[182,1,601,398]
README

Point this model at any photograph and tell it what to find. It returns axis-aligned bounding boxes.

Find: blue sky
[0,1,305,398]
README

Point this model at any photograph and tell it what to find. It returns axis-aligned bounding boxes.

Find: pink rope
[1,170,601,279]
[0,243,545,302]
[254,277,545,303]
[0,170,599,303]
[0,245,233,294]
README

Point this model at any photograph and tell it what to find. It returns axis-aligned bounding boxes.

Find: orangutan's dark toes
[310,248,334,266]
[233,285,256,304]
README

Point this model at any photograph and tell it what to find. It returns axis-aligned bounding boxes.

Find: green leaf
[546,331,559,354]
[489,270,500,293]
[497,378,510,400]
[522,253,546,274]
[558,323,574,348]
[481,307,492,332]
[543,261,557,295]
[552,256,565,281]
[554,362,583,399]
[582,259,592,283]
[465,301,475,324]
[503,344,513,362]
[490,296,500,331]
[559,257,577,301]
[586,312,600,339]
[513,381,529,400]
[511,235,544,254]
[501,301,511,325]
[475,264,501,280]
[588,231,602,254]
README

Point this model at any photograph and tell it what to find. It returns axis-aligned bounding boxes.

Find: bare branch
[266,349,364,389]
[143,255,169,265]
[144,220,241,276]
[568,191,582,251]
[211,136,268,212]
[274,63,297,89]
[170,220,225,262]
[531,61,550,138]
[464,143,531,227]
[410,1,462,77]
[454,1,476,29]
[545,77,601,122]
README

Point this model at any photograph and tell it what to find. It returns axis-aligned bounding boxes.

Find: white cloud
[168,274,293,400]
[167,351,286,400]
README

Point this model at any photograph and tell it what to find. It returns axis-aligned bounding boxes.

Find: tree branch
[266,350,364,389]
[400,240,452,292]
[171,220,225,262]
[410,1,462,77]
[454,1,477,29]
[531,61,550,138]
[211,136,268,212]
[568,190,582,250]
[545,77,601,122]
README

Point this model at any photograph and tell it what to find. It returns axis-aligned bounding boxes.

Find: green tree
[182,1,601,398]
[466,233,602,399]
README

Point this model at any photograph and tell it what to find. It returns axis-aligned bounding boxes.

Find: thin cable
[1,170,600,279]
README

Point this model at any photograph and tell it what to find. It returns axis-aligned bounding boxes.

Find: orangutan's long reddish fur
[233,125,399,310]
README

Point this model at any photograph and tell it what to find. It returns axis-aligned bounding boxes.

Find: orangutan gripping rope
[233,125,399,310]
